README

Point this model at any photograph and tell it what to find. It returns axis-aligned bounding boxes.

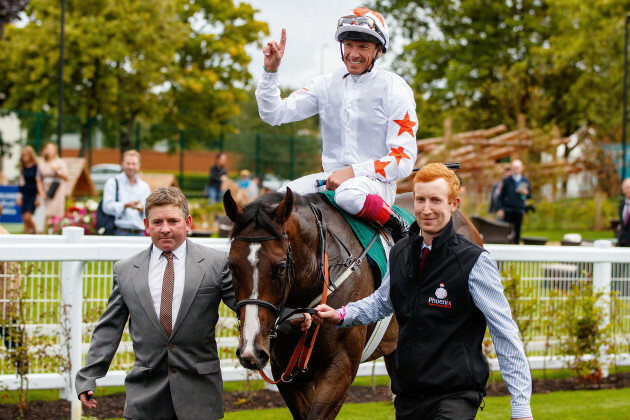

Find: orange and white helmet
[334,7,389,52]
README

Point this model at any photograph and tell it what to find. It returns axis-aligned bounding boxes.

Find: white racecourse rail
[0,227,629,419]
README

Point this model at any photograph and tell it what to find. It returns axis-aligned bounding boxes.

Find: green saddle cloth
[319,191,415,280]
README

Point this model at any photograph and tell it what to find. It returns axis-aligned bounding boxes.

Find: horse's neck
[285,206,326,302]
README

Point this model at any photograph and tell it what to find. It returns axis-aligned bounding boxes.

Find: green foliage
[556,279,610,384]
[0,0,268,151]
[224,132,322,180]
[161,0,269,142]
[375,0,630,143]
[0,0,29,39]
[228,87,320,136]
[178,173,209,197]
[501,265,537,356]
[523,197,618,231]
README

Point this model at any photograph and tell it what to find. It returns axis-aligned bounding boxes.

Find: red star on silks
[393,111,417,137]
[388,147,411,165]
[374,160,391,178]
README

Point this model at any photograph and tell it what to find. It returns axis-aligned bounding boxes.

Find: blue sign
[0,185,22,223]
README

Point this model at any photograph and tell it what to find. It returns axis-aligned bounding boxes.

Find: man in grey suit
[76,186,235,420]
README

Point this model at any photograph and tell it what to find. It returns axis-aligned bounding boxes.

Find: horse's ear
[224,190,242,223]
[274,187,294,224]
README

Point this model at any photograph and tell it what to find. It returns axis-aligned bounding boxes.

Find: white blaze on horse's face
[241,242,262,360]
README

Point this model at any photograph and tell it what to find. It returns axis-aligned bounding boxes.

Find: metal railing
[0,229,629,419]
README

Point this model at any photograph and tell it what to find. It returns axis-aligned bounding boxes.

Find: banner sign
[0,185,22,223]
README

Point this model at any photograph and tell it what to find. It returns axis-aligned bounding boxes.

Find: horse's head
[224,188,295,370]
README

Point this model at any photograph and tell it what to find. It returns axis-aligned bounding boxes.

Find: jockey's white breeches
[278,172,396,215]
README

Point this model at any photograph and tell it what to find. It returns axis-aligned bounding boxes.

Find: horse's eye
[275,261,287,277]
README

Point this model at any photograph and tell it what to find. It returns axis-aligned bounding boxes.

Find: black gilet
[388,218,488,397]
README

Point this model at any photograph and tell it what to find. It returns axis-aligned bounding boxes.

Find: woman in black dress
[17,146,44,234]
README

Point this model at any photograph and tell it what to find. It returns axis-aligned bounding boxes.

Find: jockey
[256,7,418,241]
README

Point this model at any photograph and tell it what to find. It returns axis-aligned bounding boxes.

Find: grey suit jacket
[76,239,235,420]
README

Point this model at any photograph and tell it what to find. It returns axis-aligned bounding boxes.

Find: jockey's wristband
[336,306,346,325]
[263,65,278,73]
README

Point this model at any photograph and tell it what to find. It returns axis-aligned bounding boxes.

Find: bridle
[231,203,329,383]
[232,232,295,339]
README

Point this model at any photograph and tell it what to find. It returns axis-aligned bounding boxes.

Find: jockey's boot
[383,209,409,243]
[356,195,409,243]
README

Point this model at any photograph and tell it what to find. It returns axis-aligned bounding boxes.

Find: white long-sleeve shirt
[102,173,151,231]
[256,67,418,182]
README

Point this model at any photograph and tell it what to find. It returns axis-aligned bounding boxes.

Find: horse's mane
[230,192,313,239]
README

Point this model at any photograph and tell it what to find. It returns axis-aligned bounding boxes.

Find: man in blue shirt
[314,163,533,420]
[102,150,151,236]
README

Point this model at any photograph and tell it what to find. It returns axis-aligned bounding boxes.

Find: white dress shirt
[102,173,151,231]
[148,241,187,330]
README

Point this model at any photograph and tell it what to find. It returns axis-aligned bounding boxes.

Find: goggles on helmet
[337,16,385,42]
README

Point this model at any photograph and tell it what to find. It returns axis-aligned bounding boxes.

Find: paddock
[0,229,629,420]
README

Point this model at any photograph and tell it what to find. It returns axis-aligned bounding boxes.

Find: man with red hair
[256,7,417,241]
[314,163,533,419]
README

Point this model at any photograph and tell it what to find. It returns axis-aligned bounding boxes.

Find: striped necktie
[160,251,174,336]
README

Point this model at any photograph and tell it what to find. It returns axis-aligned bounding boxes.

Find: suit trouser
[504,210,524,244]
[394,390,482,420]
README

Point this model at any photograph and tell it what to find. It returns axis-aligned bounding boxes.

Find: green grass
[4,378,630,420]
[1,223,23,234]
[219,388,630,420]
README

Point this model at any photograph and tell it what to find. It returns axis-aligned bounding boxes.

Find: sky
[244,0,390,89]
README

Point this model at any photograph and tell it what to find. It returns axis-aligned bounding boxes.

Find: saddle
[319,191,415,281]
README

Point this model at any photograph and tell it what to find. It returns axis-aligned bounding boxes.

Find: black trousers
[503,211,524,244]
[394,390,482,420]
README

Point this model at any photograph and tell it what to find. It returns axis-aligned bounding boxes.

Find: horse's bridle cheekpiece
[232,203,378,384]
[232,232,297,339]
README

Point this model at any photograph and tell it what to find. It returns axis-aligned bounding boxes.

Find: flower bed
[50,200,99,235]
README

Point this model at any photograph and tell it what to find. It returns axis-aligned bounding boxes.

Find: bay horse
[224,188,482,420]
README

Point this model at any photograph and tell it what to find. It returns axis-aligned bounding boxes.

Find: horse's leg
[274,375,314,420]
[270,352,314,420]
[307,328,364,420]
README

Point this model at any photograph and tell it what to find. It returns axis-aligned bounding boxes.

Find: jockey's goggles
[337,16,385,40]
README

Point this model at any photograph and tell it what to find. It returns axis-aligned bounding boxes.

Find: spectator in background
[102,150,151,236]
[39,142,69,233]
[617,178,630,247]
[497,159,531,244]
[207,153,227,205]
[489,166,511,220]
[237,169,259,202]
[17,146,45,234]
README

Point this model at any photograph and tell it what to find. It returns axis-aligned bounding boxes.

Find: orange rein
[259,252,329,384]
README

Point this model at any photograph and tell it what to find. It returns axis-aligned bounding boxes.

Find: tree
[374,0,630,193]
[226,87,322,179]
[0,0,268,153]
[0,0,28,39]
[159,0,269,149]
